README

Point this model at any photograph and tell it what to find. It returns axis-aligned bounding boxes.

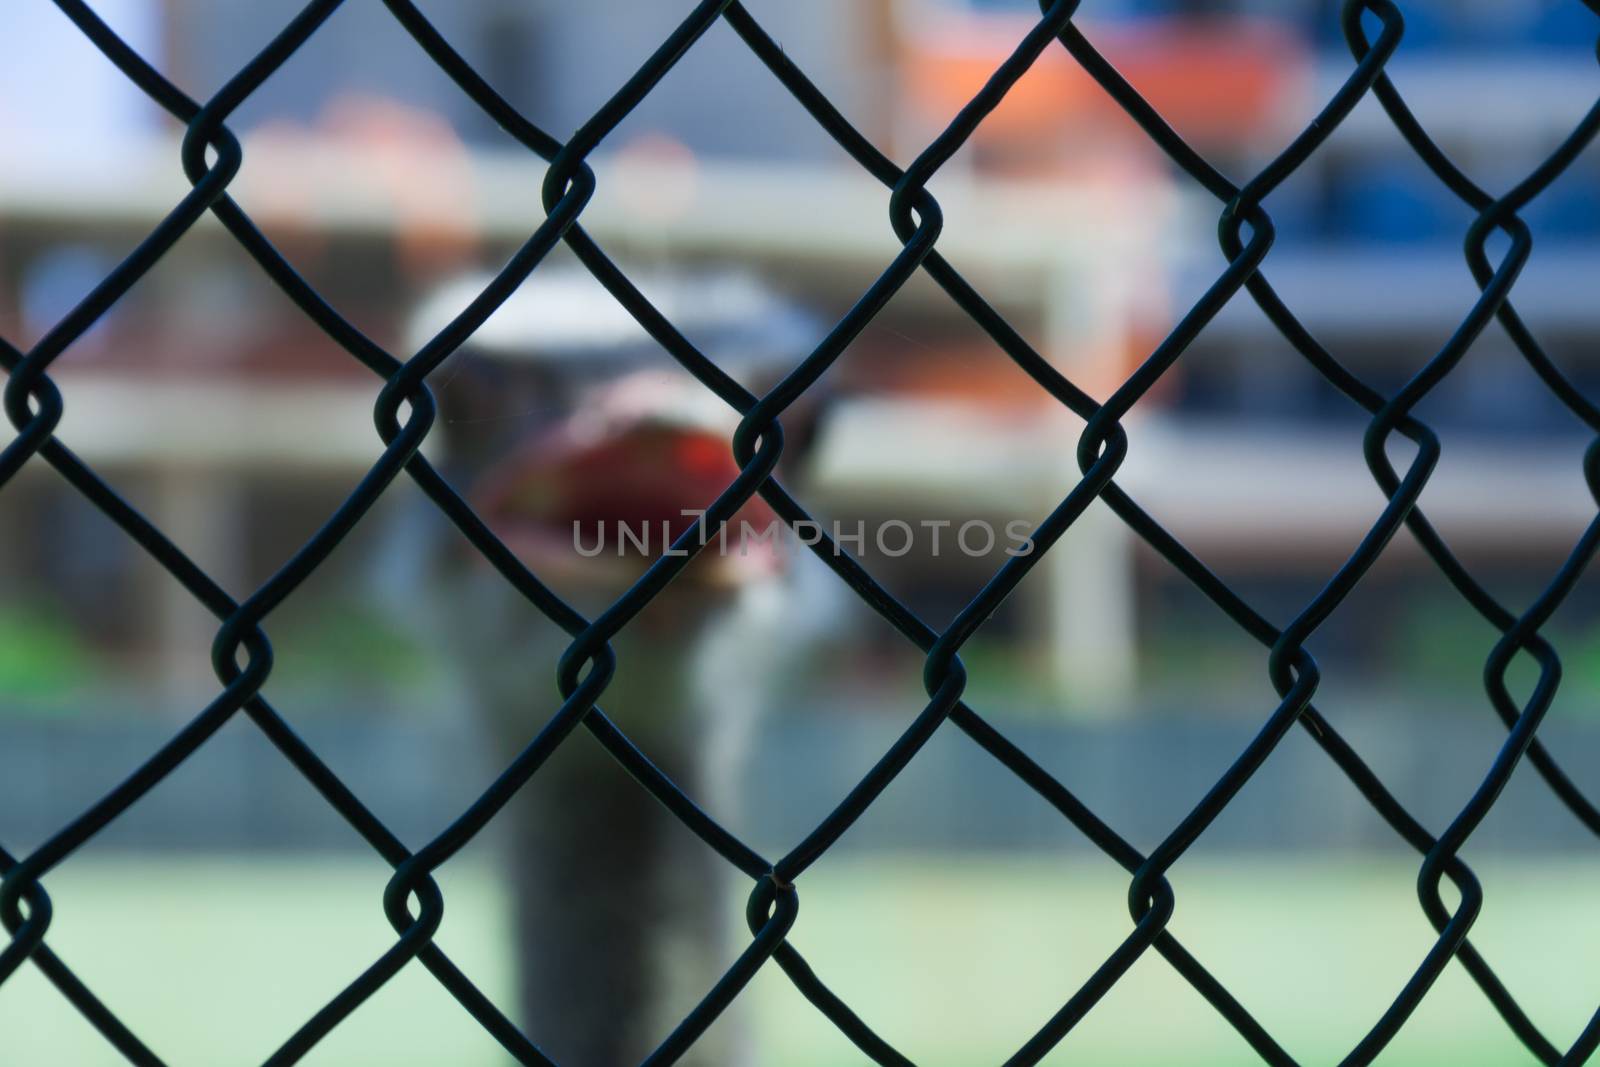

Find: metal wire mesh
[3,0,1600,1063]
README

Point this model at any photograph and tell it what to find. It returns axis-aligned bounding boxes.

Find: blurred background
[2,0,1599,1064]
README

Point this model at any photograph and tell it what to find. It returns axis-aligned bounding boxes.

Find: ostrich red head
[469,369,783,595]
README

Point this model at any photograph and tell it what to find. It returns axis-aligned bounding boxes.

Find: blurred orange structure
[902,14,1310,161]
[876,9,1310,409]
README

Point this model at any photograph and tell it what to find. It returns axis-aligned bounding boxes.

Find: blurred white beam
[43,376,381,469]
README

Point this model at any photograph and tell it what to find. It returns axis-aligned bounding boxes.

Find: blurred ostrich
[401,270,823,1064]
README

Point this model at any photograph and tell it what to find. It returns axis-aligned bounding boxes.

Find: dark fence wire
[3,0,1599,1063]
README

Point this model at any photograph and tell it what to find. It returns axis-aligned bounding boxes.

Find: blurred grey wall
[8,709,1598,856]
[165,0,877,159]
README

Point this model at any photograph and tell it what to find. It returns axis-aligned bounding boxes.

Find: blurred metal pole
[1040,261,1139,711]
[150,465,242,709]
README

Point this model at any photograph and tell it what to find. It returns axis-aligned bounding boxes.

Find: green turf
[1,853,1595,1065]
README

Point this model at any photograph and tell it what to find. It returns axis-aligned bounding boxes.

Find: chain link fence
[3,0,1600,1063]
